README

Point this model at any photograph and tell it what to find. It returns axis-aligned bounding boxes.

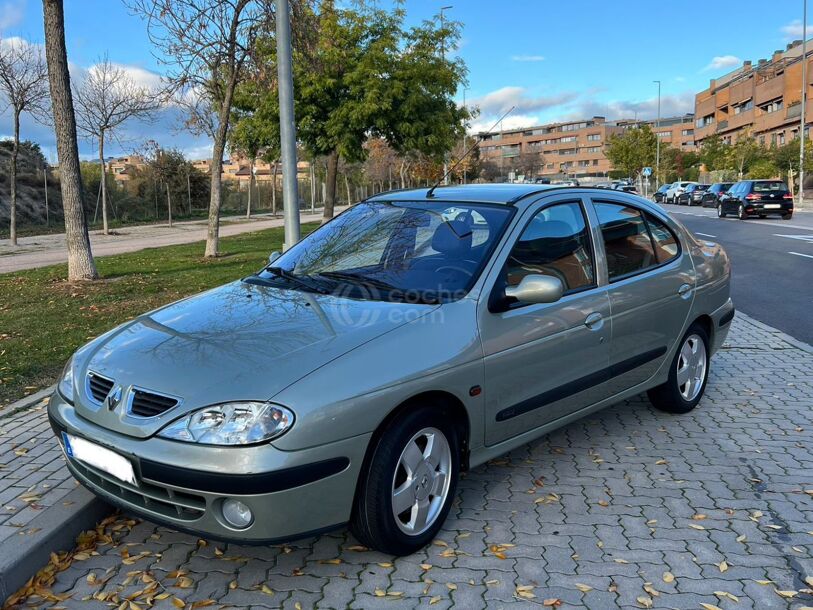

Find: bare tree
[126,0,262,257]
[42,0,97,280]
[0,37,50,246]
[73,55,159,235]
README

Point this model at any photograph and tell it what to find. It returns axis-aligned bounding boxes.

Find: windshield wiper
[317,271,441,304]
[263,266,331,294]
[316,270,402,292]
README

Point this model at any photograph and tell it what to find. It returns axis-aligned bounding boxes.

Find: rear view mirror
[268,251,281,265]
[505,274,564,305]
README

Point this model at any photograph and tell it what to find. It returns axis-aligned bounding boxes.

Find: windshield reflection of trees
[265,202,506,302]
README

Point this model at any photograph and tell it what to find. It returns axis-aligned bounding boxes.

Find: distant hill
[0,141,61,225]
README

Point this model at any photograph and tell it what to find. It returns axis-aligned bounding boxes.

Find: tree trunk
[186,171,192,214]
[204,77,238,257]
[9,109,19,246]
[246,159,253,219]
[272,162,278,216]
[344,173,351,205]
[323,149,339,223]
[166,182,172,227]
[42,0,97,280]
[99,131,109,235]
[43,165,49,226]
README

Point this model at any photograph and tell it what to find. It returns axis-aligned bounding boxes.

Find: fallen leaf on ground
[662,572,674,583]
[575,583,592,592]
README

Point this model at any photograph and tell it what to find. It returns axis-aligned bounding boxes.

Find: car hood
[72,280,437,438]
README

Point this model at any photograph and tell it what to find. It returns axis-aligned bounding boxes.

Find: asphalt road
[662,203,813,344]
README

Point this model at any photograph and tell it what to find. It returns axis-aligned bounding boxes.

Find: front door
[588,196,695,396]
[479,197,611,446]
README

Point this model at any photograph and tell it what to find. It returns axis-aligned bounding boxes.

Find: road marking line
[774,233,813,244]
[695,232,717,238]
[788,251,813,260]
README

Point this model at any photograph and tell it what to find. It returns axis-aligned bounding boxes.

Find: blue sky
[0,0,808,160]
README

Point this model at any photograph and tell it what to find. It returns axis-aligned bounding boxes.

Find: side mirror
[504,274,564,305]
[268,251,281,265]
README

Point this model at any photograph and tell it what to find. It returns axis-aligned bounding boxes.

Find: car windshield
[696,185,709,191]
[257,200,514,303]
[753,181,788,193]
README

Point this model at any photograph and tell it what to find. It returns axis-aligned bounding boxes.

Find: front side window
[504,201,595,293]
[261,201,513,302]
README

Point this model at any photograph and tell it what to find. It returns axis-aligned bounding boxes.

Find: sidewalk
[1,312,812,608]
[0,207,346,274]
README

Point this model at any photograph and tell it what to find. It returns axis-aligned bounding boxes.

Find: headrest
[432,220,473,256]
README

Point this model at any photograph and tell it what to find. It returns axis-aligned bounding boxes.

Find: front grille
[70,459,205,521]
[130,388,179,417]
[87,372,115,403]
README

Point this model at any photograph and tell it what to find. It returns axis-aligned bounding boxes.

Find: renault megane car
[49,184,733,555]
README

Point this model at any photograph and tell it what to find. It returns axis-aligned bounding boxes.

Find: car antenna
[426,105,516,199]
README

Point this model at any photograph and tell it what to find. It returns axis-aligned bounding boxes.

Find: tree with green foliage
[237,1,470,222]
[727,132,763,179]
[605,125,657,180]
[697,134,728,171]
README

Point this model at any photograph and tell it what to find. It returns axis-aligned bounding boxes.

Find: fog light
[222,499,253,529]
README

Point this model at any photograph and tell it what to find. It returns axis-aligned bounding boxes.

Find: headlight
[157,402,294,446]
[58,357,75,404]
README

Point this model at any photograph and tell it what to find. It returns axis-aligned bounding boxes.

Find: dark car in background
[701,182,734,208]
[717,180,793,220]
[677,183,709,206]
[653,184,670,203]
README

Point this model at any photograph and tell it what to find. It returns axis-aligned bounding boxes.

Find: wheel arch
[690,314,713,346]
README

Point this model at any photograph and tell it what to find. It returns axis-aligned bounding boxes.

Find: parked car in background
[701,183,734,208]
[665,181,698,204]
[717,180,793,220]
[48,184,734,556]
[617,185,638,194]
[653,184,670,203]
[677,184,710,206]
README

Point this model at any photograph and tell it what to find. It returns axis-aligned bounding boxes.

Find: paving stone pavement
[6,312,813,609]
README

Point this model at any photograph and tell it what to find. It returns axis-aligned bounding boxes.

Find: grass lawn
[0,222,318,406]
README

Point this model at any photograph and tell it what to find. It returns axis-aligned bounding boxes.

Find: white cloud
[781,19,813,39]
[566,91,696,122]
[470,86,578,117]
[511,55,545,62]
[0,0,25,32]
[703,55,742,72]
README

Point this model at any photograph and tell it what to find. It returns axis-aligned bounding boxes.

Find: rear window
[753,181,788,193]
[696,184,709,191]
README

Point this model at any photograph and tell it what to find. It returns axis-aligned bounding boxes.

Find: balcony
[787,103,802,120]
[717,120,729,131]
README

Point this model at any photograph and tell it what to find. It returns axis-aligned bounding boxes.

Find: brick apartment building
[695,39,811,147]
[477,115,695,181]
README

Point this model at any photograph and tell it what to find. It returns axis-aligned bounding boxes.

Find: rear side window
[594,203,680,281]
[505,201,595,293]
[753,181,789,193]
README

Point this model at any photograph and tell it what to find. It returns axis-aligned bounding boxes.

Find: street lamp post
[800,0,808,207]
[276,0,300,250]
[654,80,661,190]
[440,5,453,185]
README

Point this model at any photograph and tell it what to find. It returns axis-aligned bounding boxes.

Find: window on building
[733,99,754,114]
[560,135,578,143]
[696,114,714,128]
[779,132,786,145]
[504,201,595,293]
[587,134,601,141]
[657,132,671,138]
[681,129,694,136]
[592,160,599,166]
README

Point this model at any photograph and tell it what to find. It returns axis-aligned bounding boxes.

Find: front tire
[648,323,710,414]
[738,204,748,220]
[717,203,726,218]
[351,405,460,555]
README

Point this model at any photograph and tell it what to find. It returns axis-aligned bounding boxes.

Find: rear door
[587,194,695,395]
[479,195,611,445]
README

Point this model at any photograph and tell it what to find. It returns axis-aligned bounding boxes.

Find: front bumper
[48,393,370,543]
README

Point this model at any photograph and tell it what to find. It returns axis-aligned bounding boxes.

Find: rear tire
[351,404,460,556]
[648,323,710,414]
[782,212,793,220]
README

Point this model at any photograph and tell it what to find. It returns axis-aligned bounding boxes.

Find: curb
[0,388,112,605]
[735,311,813,355]
[0,486,110,604]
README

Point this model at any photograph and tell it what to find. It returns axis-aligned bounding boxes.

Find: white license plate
[765,204,781,209]
[62,432,137,485]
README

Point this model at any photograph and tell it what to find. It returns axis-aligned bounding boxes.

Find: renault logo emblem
[105,386,122,411]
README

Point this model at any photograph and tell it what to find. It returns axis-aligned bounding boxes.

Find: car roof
[365,183,564,205]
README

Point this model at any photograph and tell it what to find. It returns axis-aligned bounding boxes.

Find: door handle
[584,312,603,330]
[678,283,692,297]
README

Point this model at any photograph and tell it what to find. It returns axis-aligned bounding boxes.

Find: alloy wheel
[391,427,452,536]
[676,333,707,401]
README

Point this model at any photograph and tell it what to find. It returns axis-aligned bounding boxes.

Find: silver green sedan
[49,184,733,555]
